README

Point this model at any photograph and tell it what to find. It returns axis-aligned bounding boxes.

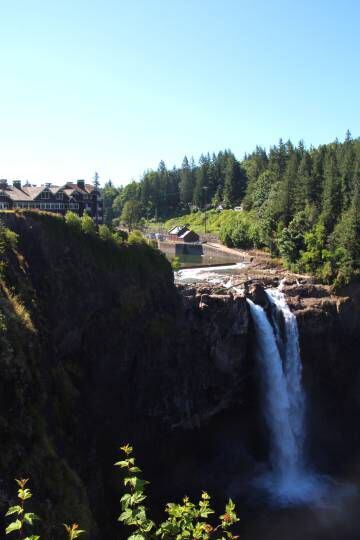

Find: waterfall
[248,282,323,503]
[267,283,305,468]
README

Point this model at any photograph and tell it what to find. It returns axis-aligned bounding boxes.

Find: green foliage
[5,479,86,539]
[80,214,96,236]
[223,156,246,208]
[128,230,147,245]
[65,212,82,232]
[102,180,120,226]
[5,479,40,539]
[0,220,19,276]
[116,444,239,539]
[277,210,312,265]
[98,224,113,241]
[114,134,359,284]
[219,214,262,250]
[297,223,327,274]
[171,256,181,272]
[121,200,143,231]
[5,430,239,538]
[249,170,275,209]
[116,444,155,538]
[3,228,19,249]
[179,156,194,205]
[63,524,85,539]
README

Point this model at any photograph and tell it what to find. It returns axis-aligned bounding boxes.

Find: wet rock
[247,283,269,309]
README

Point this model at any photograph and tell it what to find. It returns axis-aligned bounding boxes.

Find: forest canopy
[102,132,360,285]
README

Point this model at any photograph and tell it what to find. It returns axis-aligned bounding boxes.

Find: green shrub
[4,228,19,249]
[171,256,181,272]
[98,224,113,241]
[6,446,240,539]
[116,444,239,539]
[128,230,147,245]
[80,215,96,236]
[219,214,262,250]
[5,478,40,538]
[64,212,82,233]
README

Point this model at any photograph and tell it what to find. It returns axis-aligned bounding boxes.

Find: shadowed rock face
[1,212,360,539]
[287,283,360,472]
[0,213,258,538]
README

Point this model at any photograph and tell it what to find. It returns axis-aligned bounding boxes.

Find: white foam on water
[248,283,328,505]
[175,262,246,286]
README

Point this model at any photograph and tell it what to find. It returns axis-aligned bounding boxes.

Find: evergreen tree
[102,180,119,226]
[223,156,246,208]
[297,152,313,208]
[179,156,194,206]
[268,139,288,180]
[193,166,207,208]
[93,171,100,189]
[278,153,299,224]
[339,131,355,211]
[310,146,326,208]
[321,148,341,231]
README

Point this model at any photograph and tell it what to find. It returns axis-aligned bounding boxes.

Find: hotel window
[56,192,63,200]
[41,190,50,199]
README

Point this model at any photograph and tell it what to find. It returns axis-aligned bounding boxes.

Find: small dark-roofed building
[178,229,199,243]
[168,224,188,237]
[166,224,199,243]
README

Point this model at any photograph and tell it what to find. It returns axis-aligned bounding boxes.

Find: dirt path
[206,242,275,264]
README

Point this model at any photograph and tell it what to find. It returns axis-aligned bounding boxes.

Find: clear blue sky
[1,0,359,186]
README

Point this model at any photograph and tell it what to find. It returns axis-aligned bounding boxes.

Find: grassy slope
[148,209,242,236]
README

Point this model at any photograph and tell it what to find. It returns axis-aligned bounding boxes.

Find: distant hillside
[103,134,360,284]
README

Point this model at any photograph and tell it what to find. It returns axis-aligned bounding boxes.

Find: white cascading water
[248,281,323,503]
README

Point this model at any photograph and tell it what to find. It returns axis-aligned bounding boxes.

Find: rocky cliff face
[0,213,256,538]
[284,281,360,472]
[1,212,360,539]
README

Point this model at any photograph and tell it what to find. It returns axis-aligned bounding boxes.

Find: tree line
[101,131,360,284]
[101,149,247,226]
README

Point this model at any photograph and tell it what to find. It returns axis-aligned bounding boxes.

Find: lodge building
[0,179,103,223]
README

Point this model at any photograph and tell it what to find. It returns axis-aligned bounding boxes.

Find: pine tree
[268,139,288,180]
[179,156,194,206]
[193,166,207,208]
[310,146,326,209]
[321,148,341,231]
[223,156,246,208]
[297,152,313,208]
[339,132,355,211]
[278,153,299,224]
[93,171,100,189]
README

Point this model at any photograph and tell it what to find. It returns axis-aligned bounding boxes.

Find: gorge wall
[0,211,359,538]
[0,212,255,538]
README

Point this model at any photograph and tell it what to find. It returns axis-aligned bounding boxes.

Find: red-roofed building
[0,179,103,223]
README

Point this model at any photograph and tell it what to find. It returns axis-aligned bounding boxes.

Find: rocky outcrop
[2,212,360,538]
[284,282,360,471]
[0,213,256,539]
[179,285,249,376]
